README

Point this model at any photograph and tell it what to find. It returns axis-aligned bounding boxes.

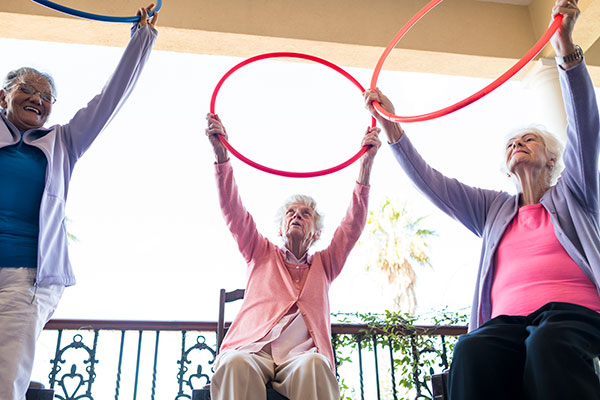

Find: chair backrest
[216,288,245,354]
[212,288,288,399]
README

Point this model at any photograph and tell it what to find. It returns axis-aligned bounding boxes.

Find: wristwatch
[555,45,583,65]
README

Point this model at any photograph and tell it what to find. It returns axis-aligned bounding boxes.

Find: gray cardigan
[390,61,600,330]
[0,25,157,287]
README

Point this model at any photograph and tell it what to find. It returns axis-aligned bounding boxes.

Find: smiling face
[0,73,53,131]
[279,201,320,246]
[505,131,553,175]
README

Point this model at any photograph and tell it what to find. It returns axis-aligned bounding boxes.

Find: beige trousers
[210,350,340,400]
[0,268,63,400]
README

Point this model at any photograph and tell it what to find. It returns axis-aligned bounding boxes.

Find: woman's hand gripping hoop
[30,0,162,23]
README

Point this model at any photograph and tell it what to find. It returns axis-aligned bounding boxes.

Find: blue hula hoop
[30,0,162,23]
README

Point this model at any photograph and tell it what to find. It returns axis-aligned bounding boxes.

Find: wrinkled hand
[364,88,404,143]
[550,0,579,55]
[356,126,381,185]
[364,88,396,123]
[206,113,229,163]
[361,126,382,163]
[137,3,159,29]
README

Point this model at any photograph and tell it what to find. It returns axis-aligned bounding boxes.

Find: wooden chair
[25,382,54,400]
[431,370,449,400]
[216,288,245,354]
[192,288,288,400]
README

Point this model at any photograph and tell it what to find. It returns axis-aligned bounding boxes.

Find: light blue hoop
[30,0,162,23]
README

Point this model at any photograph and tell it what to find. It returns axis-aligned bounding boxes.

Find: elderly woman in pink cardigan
[205,112,380,399]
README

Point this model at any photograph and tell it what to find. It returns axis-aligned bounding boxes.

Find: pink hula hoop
[370,0,563,123]
[210,52,375,178]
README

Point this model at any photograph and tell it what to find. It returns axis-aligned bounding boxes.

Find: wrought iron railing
[331,324,467,400]
[36,319,467,400]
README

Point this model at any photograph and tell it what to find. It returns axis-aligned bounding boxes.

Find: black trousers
[448,302,600,400]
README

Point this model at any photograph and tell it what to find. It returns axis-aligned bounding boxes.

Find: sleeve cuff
[559,58,586,73]
[130,23,158,39]
[389,131,409,149]
[214,159,232,173]
[354,181,371,195]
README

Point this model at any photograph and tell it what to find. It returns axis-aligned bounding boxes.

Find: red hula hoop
[210,52,375,178]
[370,0,563,123]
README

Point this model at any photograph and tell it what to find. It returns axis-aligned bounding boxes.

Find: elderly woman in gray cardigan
[365,1,600,399]
[0,6,157,399]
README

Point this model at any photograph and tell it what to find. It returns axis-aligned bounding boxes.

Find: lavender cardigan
[0,25,157,288]
[390,61,600,330]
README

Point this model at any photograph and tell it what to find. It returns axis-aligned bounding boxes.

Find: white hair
[3,67,57,98]
[502,125,565,190]
[275,194,324,234]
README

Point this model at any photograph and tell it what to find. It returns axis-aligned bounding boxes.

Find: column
[522,57,568,141]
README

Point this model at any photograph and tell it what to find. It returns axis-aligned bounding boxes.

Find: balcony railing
[34,319,467,400]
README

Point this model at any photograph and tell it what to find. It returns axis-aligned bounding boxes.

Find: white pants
[0,268,63,400]
[211,350,340,400]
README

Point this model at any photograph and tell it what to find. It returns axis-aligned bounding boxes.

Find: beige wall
[1,0,599,85]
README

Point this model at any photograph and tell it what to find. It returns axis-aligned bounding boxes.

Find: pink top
[215,161,369,369]
[491,204,600,318]
[235,252,318,365]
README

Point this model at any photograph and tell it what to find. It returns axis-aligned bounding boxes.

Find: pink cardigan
[215,161,369,369]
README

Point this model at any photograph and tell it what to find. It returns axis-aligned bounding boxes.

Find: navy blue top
[0,132,47,268]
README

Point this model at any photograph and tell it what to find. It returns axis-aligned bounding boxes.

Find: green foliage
[332,308,468,400]
[338,377,353,400]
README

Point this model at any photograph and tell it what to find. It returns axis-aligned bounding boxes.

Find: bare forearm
[381,120,404,144]
[357,158,373,186]
[214,147,229,164]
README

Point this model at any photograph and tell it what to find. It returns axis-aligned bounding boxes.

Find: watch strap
[555,45,583,65]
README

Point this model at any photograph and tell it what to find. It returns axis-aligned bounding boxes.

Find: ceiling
[478,0,533,5]
[0,0,599,85]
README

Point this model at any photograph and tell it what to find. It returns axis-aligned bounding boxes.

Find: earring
[506,173,511,178]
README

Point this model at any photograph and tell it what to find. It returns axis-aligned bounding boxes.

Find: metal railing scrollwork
[37,319,467,400]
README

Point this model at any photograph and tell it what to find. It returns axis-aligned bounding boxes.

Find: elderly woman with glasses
[0,5,158,399]
[365,1,600,399]
[205,112,380,399]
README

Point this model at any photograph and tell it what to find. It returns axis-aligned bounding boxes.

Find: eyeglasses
[15,83,56,104]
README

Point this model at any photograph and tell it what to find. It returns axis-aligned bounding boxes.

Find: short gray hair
[503,125,565,188]
[275,194,324,233]
[3,67,56,97]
